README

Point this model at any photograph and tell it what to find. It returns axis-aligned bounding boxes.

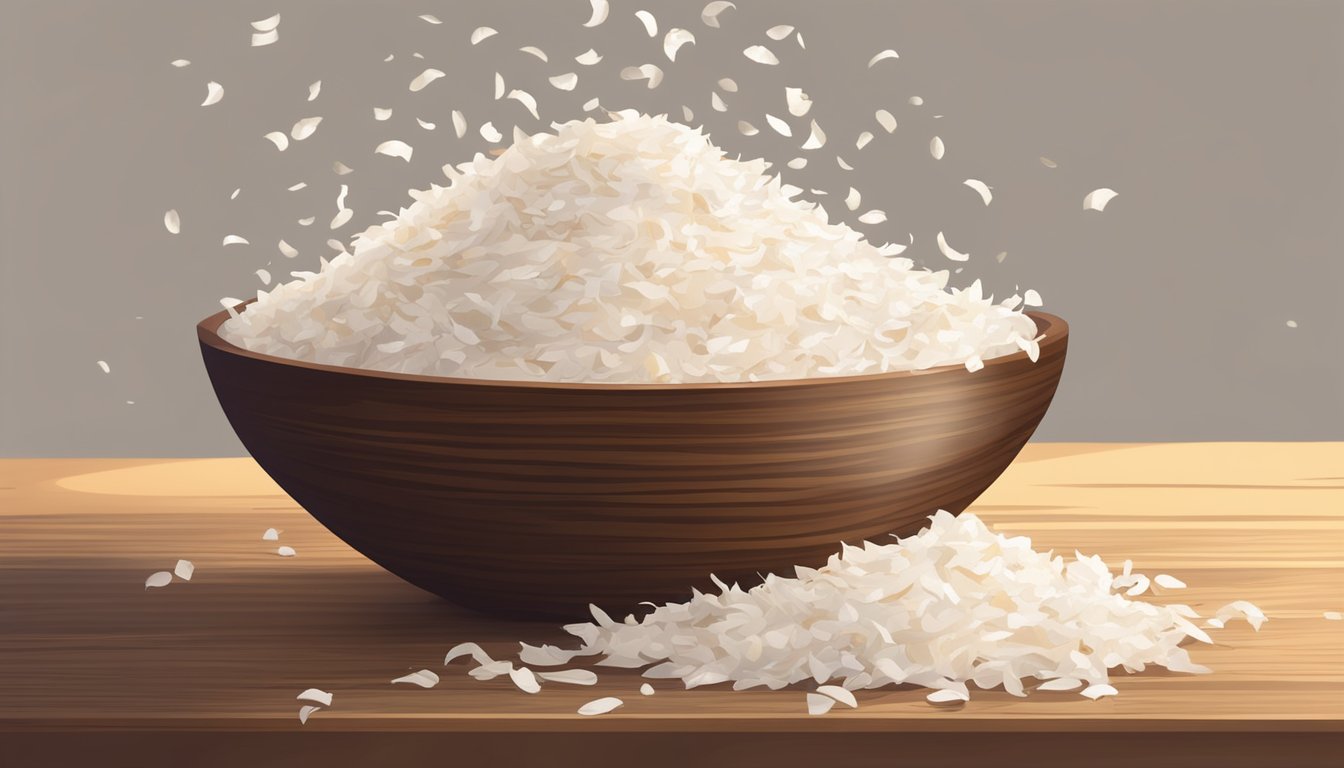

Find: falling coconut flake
[701,2,735,28]
[201,81,224,106]
[279,240,298,258]
[1040,156,1058,168]
[1023,289,1043,307]
[578,697,623,716]
[682,105,694,122]
[549,73,579,91]
[1084,188,1119,212]
[801,120,826,149]
[372,107,393,121]
[507,89,540,120]
[519,46,548,62]
[419,14,442,25]
[480,122,502,142]
[452,111,467,138]
[173,559,195,581]
[297,688,333,706]
[786,87,811,117]
[664,28,695,61]
[537,669,598,686]
[297,217,314,227]
[765,114,792,137]
[307,81,321,101]
[737,121,758,136]
[230,188,240,200]
[856,131,873,150]
[786,157,806,169]
[222,235,250,246]
[857,210,886,225]
[620,64,664,89]
[875,109,897,133]
[996,251,1008,263]
[330,209,354,229]
[908,96,924,106]
[718,78,738,93]
[250,13,280,32]
[494,73,505,99]
[1155,574,1187,590]
[767,25,794,40]
[796,31,805,48]
[299,706,320,725]
[640,683,655,695]
[509,667,542,694]
[845,187,861,211]
[937,231,969,262]
[163,209,180,234]
[867,49,899,67]
[391,670,440,688]
[1286,320,1298,328]
[287,182,307,191]
[277,546,297,557]
[417,118,435,130]
[471,26,498,45]
[410,68,446,92]
[251,29,278,47]
[374,140,414,161]
[584,0,610,27]
[145,571,172,590]
[291,116,322,141]
[963,179,993,205]
[836,156,853,171]
[744,45,779,65]
[263,131,288,151]
[930,136,945,160]
[635,10,658,37]
[171,59,190,67]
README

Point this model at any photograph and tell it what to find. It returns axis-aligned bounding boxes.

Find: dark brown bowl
[198,304,1067,620]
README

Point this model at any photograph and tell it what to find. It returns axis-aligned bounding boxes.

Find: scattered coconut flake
[584,0,610,28]
[744,45,779,65]
[1084,188,1119,211]
[1154,574,1186,590]
[163,209,180,234]
[796,31,805,48]
[767,25,794,40]
[1040,156,1057,168]
[635,10,658,37]
[576,49,603,66]
[330,208,354,229]
[277,545,297,557]
[263,131,289,151]
[297,688,333,707]
[1285,320,1298,328]
[786,157,806,169]
[926,689,968,704]
[507,89,540,120]
[417,118,436,130]
[255,268,272,284]
[479,122,502,143]
[856,131,873,150]
[494,73,505,99]
[1215,601,1267,631]
[171,59,190,67]
[419,14,442,25]
[701,2,735,28]
[471,26,498,45]
[845,187,861,211]
[251,29,279,47]
[875,109,897,133]
[549,73,579,91]
[1325,612,1342,621]
[298,705,320,724]
[765,114,792,137]
[640,683,655,695]
[737,121,758,136]
[145,571,171,589]
[171,559,195,581]
[1080,684,1119,700]
[291,116,322,141]
[867,49,899,67]
[664,28,695,61]
[786,87,811,117]
[518,46,548,62]
[201,81,224,107]
[620,64,664,89]
[714,78,737,93]
[305,81,321,102]
[445,111,465,139]
[287,182,307,191]
[509,666,542,694]
[230,188,240,200]
[937,231,969,262]
[682,105,695,122]
[444,642,495,666]
[930,136,945,160]
[222,235,250,246]
[1023,289,1043,307]
[297,217,314,226]
[963,179,992,205]
[801,119,826,149]
[806,693,836,715]
[537,669,598,686]
[578,697,624,716]
[391,669,440,688]
[374,140,414,161]
[1038,678,1082,691]
[857,210,886,225]
[836,156,853,170]
[908,96,923,106]
[816,685,858,708]
[410,68,446,92]
[383,54,394,62]
[278,241,298,259]
[583,97,601,111]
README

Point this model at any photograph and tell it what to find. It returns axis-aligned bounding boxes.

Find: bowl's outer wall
[199,316,1067,620]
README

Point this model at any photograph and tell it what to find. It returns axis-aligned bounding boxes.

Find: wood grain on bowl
[198,306,1068,619]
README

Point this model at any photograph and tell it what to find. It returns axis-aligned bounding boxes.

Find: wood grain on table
[2,443,1341,767]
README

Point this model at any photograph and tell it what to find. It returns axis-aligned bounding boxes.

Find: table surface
[2,443,1342,765]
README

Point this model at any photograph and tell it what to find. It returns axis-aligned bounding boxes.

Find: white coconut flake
[1084,188,1119,212]
[681,105,695,122]
[471,26,498,45]
[494,73,505,99]
[1023,289,1043,307]
[1325,612,1342,621]
[536,669,598,686]
[201,81,224,107]
[857,210,886,225]
[845,187,861,211]
[856,131,873,150]
[410,68,446,92]
[222,235,250,246]
[330,209,354,230]
[664,28,695,61]
[391,669,440,688]
[620,64,664,89]
[930,136,945,160]
[996,251,1008,263]
[1285,320,1298,328]
[584,0,610,28]
[1215,601,1267,631]
[926,689,968,704]
[256,269,272,286]
[251,29,279,47]
[583,97,601,112]
[287,182,307,191]
[278,240,298,259]
[263,131,289,151]
[291,116,322,141]
[836,156,853,170]
[163,209,180,234]
[417,118,436,130]
[817,685,858,708]
[374,140,414,161]
[509,666,542,694]
[517,46,548,63]
[298,705,320,724]
[867,49,899,67]
[875,109,897,133]
[806,693,836,715]
[578,697,624,716]
[640,683,655,695]
[297,688,333,706]
[710,92,727,112]
[171,59,191,68]
[1081,684,1119,700]
[549,73,579,91]
[507,89,541,120]
[801,119,826,149]
[1154,574,1186,590]
[635,10,658,37]
[786,157,806,169]
[786,87,811,117]
[765,114,792,137]
[701,2,735,28]
[737,121,758,136]
[744,45,779,65]
[442,111,463,140]
[963,179,992,206]
[384,54,395,62]
[767,25,794,40]
[444,642,496,666]
[172,559,194,581]
[479,122,502,143]
[297,216,315,227]
[277,545,297,557]
[937,231,969,262]
[908,96,924,106]
[1040,156,1058,168]
[145,571,171,589]
[796,31,805,48]
[306,81,321,102]
[576,49,603,66]
[419,14,442,25]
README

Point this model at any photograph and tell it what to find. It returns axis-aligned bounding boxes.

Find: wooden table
[2,444,1341,767]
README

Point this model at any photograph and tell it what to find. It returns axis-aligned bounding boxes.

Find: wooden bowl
[198,305,1068,620]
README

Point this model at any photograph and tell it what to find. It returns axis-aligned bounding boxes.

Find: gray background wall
[2,0,1341,457]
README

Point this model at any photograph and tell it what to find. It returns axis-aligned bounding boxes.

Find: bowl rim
[198,300,1066,391]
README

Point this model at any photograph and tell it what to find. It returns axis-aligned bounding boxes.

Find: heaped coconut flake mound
[540,511,1250,702]
[220,112,1039,383]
